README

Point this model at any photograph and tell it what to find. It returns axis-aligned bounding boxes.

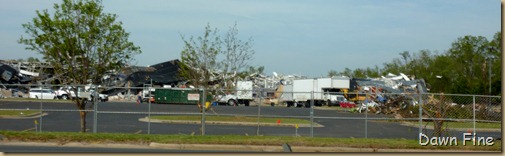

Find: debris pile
[353,73,427,116]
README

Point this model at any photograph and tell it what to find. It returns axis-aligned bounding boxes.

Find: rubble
[0,59,187,98]
[0,58,433,117]
[100,59,185,96]
[351,73,428,116]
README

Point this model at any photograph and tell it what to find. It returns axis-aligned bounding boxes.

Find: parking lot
[0,99,501,140]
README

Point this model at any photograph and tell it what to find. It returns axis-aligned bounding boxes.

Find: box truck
[216,80,254,106]
[290,77,350,107]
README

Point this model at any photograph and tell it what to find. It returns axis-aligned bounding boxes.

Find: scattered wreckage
[0,59,456,119]
[351,73,429,116]
[0,59,187,101]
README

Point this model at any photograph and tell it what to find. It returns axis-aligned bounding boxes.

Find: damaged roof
[125,59,184,87]
[352,73,428,94]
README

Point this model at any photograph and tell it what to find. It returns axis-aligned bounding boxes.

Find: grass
[421,121,501,129]
[150,115,311,124]
[0,110,40,117]
[0,131,501,151]
[0,98,71,103]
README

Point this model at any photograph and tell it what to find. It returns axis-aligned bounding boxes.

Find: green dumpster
[154,88,212,105]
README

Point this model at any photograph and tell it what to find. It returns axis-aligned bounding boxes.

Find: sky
[0,0,501,78]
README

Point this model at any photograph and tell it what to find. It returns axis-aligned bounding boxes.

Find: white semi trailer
[288,77,350,107]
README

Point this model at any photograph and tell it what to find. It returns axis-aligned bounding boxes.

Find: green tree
[352,69,367,78]
[221,23,255,86]
[180,23,255,90]
[364,66,381,78]
[399,51,411,66]
[179,23,221,89]
[18,0,141,132]
[327,70,337,77]
[245,66,265,75]
[257,66,265,75]
[382,58,406,75]
[27,57,40,63]
[446,35,490,94]
[339,68,353,78]
[16,57,40,63]
[426,55,453,92]
[486,32,501,95]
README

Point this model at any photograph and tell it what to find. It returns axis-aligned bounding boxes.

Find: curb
[0,141,498,152]
[138,117,324,128]
[149,142,282,152]
[0,112,48,119]
[0,141,152,149]
[148,142,496,152]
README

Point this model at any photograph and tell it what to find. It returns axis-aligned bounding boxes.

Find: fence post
[365,92,368,139]
[148,81,152,135]
[473,95,476,135]
[417,83,423,136]
[256,89,261,136]
[39,84,43,132]
[201,88,206,136]
[310,90,314,138]
[39,97,43,133]
[93,85,98,133]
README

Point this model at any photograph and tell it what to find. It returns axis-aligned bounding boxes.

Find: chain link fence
[0,84,501,140]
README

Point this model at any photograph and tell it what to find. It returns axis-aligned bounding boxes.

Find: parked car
[327,95,356,107]
[88,88,108,102]
[29,88,56,99]
[54,86,71,100]
[54,86,91,101]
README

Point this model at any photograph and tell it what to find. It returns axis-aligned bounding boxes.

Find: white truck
[88,88,109,102]
[290,77,350,107]
[55,86,92,101]
[217,81,254,106]
[279,84,294,107]
[141,86,156,103]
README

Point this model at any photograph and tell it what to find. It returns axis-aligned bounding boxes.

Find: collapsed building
[0,60,51,86]
[1,58,432,113]
[0,59,188,99]
[351,73,429,115]
[101,59,185,96]
[0,60,55,97]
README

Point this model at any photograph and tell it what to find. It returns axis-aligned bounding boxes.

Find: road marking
[22,127,35,132]
[134,130,142,134]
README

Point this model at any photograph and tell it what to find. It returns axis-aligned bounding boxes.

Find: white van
[29,88,56,99]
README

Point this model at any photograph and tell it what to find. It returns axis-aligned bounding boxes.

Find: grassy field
[0,131,500,151]
[0,110,40,117]
[0,98,71,103]
[150,115,311,124]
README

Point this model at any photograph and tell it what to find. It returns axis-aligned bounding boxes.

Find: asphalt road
[0,100,501,139]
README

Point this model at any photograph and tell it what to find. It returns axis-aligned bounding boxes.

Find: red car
[339,101,356,108]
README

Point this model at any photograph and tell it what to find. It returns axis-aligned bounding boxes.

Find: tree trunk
[79,110,87,133]
[77,99,88,133]
[433,119,444,137]
[433,95,446,137]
